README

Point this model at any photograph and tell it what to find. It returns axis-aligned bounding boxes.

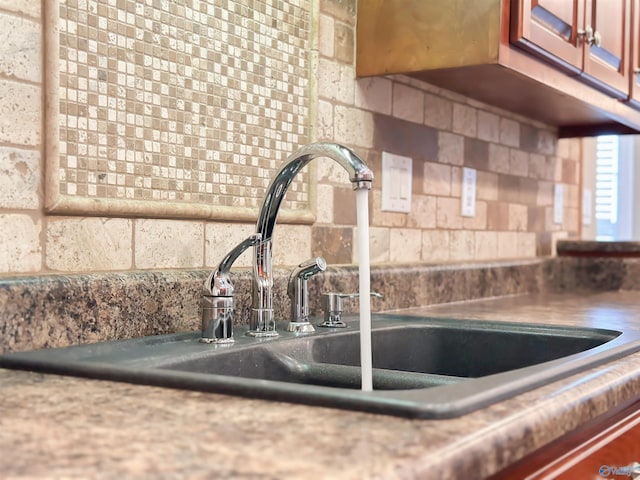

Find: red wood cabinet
[491,400,640,479]
[512,0,632,99]
[630,0,640,105]
[512,0,585,73]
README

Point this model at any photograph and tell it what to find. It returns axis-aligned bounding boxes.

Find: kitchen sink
[2,314,639,418]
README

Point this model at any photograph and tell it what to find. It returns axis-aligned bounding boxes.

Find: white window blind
[595,135,619,240]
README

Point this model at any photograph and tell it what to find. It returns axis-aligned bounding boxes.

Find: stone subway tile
[392,83,424,124]
[0,213,41,273]
[135,219,202,269]
[0,147,40,209]
[312,225,353,265]
[47,217,132,272]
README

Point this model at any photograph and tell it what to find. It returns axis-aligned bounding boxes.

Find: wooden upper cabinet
[513,0,630,98]
[582,0,631,98]
[630,0,640,104]
[511,0,584,73]
[356,0,640,135]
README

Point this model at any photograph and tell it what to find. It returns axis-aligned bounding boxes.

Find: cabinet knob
[577,26,601,48]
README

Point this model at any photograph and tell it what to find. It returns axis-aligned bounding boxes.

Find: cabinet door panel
[631,0,640,103]
[583,0,631,98]
[511,0,584,73]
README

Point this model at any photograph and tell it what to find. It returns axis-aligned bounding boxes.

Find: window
[594,135,639,241]
[595,135,619,240]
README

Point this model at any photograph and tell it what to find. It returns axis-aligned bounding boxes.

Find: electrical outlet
[381,152,412,213]
[460,167,476,217]
[554,184,564,224]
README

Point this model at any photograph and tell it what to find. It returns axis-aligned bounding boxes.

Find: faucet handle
[201,233,262,344]
[320,291,383,328]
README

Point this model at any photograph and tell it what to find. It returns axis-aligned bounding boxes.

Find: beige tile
[567,184,579,208]
[316,100,334,141]
[205,223,255,269]
[422,162,451,196]
[370,190,406,227]
[0,147,40,209]
[316,156,351,184]
[0,213,41,273]
[135,219,203,269]
[452,103,477,137]
[334,21,354,64]
[537,130,556,155]
[537,181,553,206]
[0,80,40,146]
[0,14,41,83]
[313,225,352,264]
[407,194,436,229]
[333,186,357,225]
[0,0,40,18]
[556,138,571,159]
[488,143,509,174]
[554,157,564,182]
[355,77,392,115]
[389,228,422,263]
[450,230,475,261]
[436,197,463,229]
[509,149,529,177]
[315,184,334,224]
[508,204,528,231]
[273,224,311,267]
[438,131,464,165]
[566,207,580,233]
[318,57,355,105]
[353,226,389,264]
[517,232,537,258]
[318,14,335,57]
[333,105,374,148]
[499,117,520,147]
[477,110,500,143]
[424,92,452,130]
[462,200,487,230]
[497,231,519,259]
[422,230,450,263]
[477,171,498,201]
[527,153,546,179]
[47,218,132,272]
[392,83,424,124]
[474,231,498,260]
[451,167,461,197]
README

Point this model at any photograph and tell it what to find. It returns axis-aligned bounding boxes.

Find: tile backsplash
[0,0,580,276]
[54,0,310,213]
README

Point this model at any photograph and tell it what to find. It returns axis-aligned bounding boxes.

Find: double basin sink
[2,313,640,418]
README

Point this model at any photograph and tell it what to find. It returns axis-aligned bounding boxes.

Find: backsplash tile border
[44,0,315,223]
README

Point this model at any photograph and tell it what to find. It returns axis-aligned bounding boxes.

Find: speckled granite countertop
[2,291,640,479]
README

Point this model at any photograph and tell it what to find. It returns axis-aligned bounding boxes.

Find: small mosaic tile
[55,0,311,216]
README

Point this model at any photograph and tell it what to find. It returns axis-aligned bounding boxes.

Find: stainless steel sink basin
[2,314,639,418]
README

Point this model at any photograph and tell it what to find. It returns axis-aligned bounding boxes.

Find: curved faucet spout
[248,142,374,336]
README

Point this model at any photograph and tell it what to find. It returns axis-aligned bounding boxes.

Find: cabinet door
[631,0,640,103]
[511,0,584,74]
[582,0,631,98]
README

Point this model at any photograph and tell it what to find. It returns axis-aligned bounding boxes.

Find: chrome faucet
[201,233,261,343]
[248,142,374,337]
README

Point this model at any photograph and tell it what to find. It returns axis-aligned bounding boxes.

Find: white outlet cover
[582,188,592,226]
[381,152,412,213]
[554,184,564,224]
[460,167,477,217]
